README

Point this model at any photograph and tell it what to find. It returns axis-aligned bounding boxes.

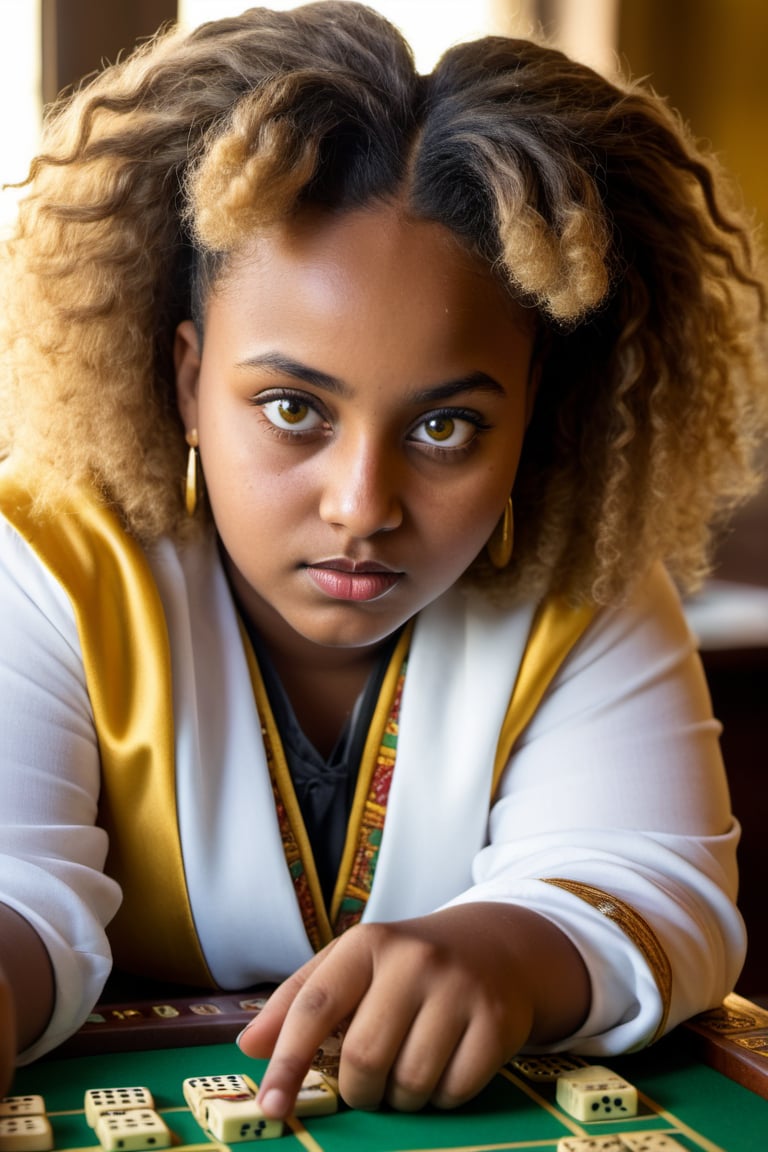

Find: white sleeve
[0,515,122,1064]
[450,563,746,1053]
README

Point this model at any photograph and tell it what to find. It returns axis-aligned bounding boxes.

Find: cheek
[451,457,521,560]
[417,473,510,561]
[199,420,313,538]
[197,397,258,488]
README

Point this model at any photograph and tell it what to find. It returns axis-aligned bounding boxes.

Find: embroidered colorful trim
[542,877,673,1042]
[263,741,326,952]
[261,660,407,951]
[333,662,406,937]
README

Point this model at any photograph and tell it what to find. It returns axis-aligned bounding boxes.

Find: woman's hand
[0,904,55,1094]
[238,902,589,1117]
[0,965,17,1097]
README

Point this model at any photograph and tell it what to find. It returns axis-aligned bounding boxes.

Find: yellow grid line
[396,1142,564,1152]
[284,1115,327,1152]
[32,1066,744,1152]
[498,1068,585,1137]
[501,1067,732,1152]
[635,1089,729,1152]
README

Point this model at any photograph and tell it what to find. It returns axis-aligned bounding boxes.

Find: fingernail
[258,1088,291,1119]
[235,1024,253,1047]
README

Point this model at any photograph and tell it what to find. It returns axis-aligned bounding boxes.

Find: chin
[293,615,406,652]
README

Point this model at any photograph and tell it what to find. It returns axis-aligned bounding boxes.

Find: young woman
[1,1,765,1116]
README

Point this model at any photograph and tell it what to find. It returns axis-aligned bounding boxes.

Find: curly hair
[1,1,766,604]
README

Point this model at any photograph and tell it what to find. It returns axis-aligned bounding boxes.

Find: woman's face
[175,202,537,660]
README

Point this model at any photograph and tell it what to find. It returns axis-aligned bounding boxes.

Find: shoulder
[0,461,219,608]
[0,467,223,652]
[517,562,710,747]
[562,563,695,680]
[0,498,78,643]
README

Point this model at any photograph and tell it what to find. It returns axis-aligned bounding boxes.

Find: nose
[318,431,403,538]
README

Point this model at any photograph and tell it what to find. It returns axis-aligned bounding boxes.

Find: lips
[304,558,402,602]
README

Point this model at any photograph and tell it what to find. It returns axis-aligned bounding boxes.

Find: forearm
[466,821,745,1054]
[0,903,55,1053]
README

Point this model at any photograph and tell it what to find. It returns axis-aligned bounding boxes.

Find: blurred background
[0,0,766,993]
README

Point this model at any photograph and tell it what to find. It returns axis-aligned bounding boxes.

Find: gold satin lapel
[492,597,595,798]
[0,469,212,985]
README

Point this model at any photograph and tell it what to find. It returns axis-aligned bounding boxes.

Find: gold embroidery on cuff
[542,877,672,1043]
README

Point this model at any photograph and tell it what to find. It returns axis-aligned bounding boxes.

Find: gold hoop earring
[487,496,514,569]
[185,429,199,516]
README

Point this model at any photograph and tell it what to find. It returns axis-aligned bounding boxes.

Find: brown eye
[424,416,455,442]
[410,412,477,450]
[260,396,323,431]
[275,398,310,424]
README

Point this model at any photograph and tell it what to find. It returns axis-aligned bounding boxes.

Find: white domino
[556,1064,637,1122]
[182,1074,258,1122]
[294,1069,338,1117]
[94,1108,171,1152]
[556,1137,626,1152]
[201,1097,282,1142]
[0,1103,45,1120]
[84,1088,155,1127]
[0,1116,53,1152]
[620,1135,687,1151]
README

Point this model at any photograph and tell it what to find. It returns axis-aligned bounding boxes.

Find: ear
[174,320,202,435]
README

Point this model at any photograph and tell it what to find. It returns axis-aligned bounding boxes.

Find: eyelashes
[257,394,326,433]
[408,410,490,450]
[251,388,492,456]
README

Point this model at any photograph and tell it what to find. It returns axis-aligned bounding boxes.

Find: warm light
[0,0,41,233]
[553,0,620,77]
[177,0,523,71]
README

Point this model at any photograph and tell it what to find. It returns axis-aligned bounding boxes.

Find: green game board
[11,1033,768,1152]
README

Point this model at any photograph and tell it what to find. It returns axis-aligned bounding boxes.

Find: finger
[255,938,374,1119]
[238,946,336,1059]
[334,975,425,1111]
[382,995,469,1113]
[428,1011,510,1111]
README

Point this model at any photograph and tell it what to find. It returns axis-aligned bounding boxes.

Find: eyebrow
[236,351,507,403]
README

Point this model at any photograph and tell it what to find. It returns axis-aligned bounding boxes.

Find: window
[0,1,41,234]
[178,0,511,71]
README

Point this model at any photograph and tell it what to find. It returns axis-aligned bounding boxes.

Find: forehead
[208,203,534,357]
